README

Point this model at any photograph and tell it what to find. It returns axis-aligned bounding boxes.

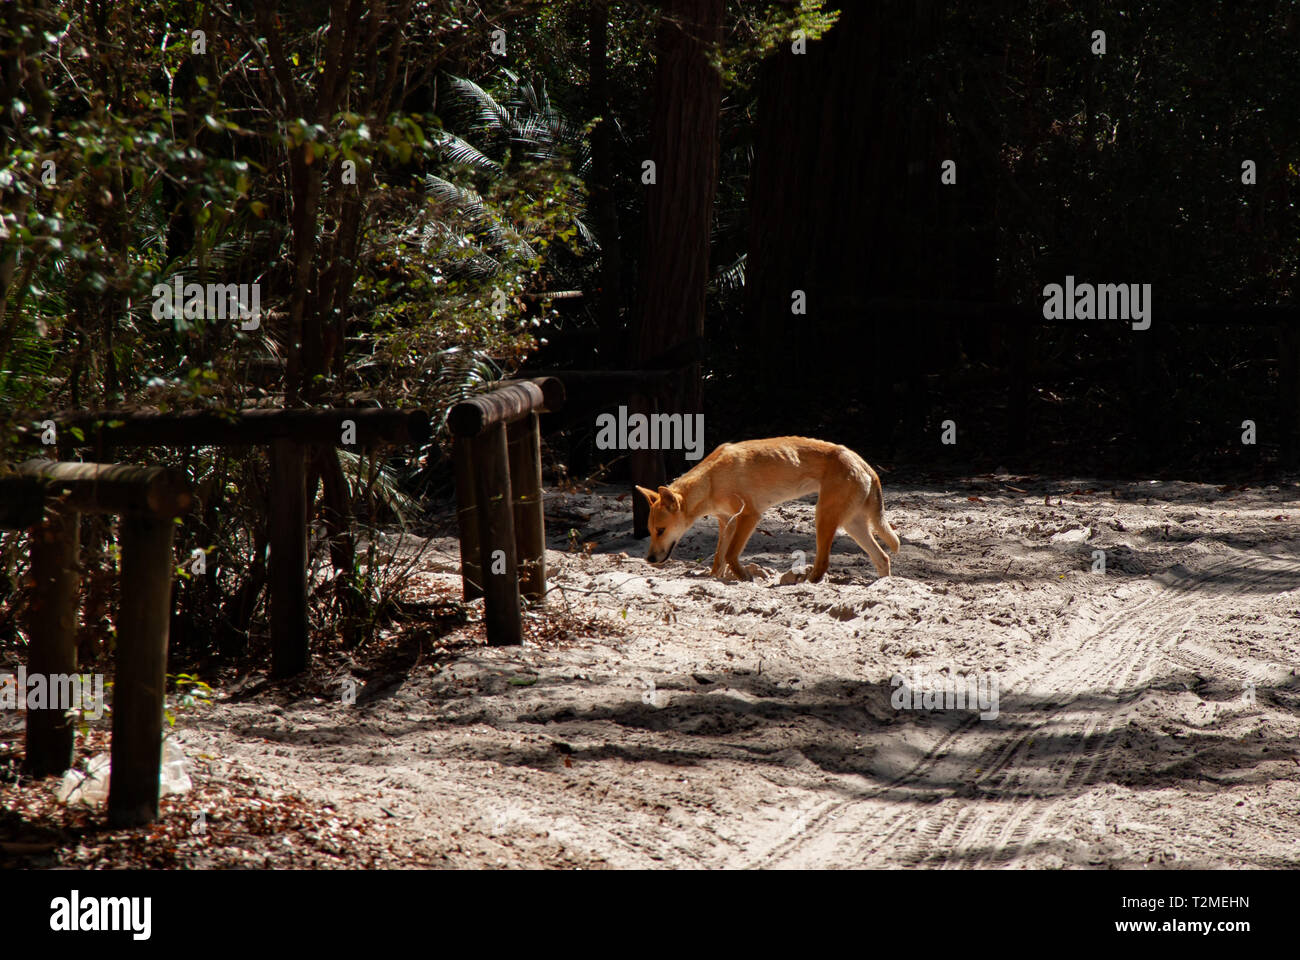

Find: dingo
[636,436,899,582]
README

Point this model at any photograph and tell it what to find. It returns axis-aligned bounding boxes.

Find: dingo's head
[637,485,690,564]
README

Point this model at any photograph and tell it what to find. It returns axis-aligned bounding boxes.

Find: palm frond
[433,131,503,176]
[337,448,417,527]
[445,75,516,137]
[712,253,747,293]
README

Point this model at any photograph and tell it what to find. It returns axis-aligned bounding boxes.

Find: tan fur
[636,436,899,582]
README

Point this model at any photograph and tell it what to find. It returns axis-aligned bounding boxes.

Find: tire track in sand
[740,549,1292,868]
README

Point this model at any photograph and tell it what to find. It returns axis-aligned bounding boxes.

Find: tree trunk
[589,0,625,367]
[628,0,724,529]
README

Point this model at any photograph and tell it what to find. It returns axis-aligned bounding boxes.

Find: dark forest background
[1,0,1297,664]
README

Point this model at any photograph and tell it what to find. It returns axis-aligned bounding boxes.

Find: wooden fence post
[472,422,522,646]
[508,411,546,602]
[1008,316,1030,456]
[629,393,667,538]
[453,436,483,601]
[109,509,176,827]
[269,439,309,678]
[24,503,80,778]
[449,379,562,643]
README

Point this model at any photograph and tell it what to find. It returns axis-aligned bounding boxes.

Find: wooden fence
[0,389,573,822]
[0,460,191,827]
[448,377,564,645]
[17,407,430,677]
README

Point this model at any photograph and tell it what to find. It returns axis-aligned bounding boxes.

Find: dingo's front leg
[809,500,841,583]
[724,510,762,581]
[711,513,738,578]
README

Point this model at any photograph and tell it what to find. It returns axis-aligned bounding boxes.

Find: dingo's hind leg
[868,479,900,554]
[845,514,891,578]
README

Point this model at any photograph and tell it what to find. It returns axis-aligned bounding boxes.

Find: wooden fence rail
[16,407,429,448]
[15,407,430,678]
[448,378,564,646]
[0,460,191,828]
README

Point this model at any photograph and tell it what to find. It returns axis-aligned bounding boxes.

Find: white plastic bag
[159,737,192,796]
[56,752,111,806]
[55,738,192,807]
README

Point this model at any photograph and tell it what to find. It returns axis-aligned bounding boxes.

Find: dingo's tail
[868,476,900,554]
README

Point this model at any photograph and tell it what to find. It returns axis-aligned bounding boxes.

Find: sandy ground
[42,474,1300,869]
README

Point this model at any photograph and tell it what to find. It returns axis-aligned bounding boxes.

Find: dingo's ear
[657,486,681,512]
[635,485,659,506]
